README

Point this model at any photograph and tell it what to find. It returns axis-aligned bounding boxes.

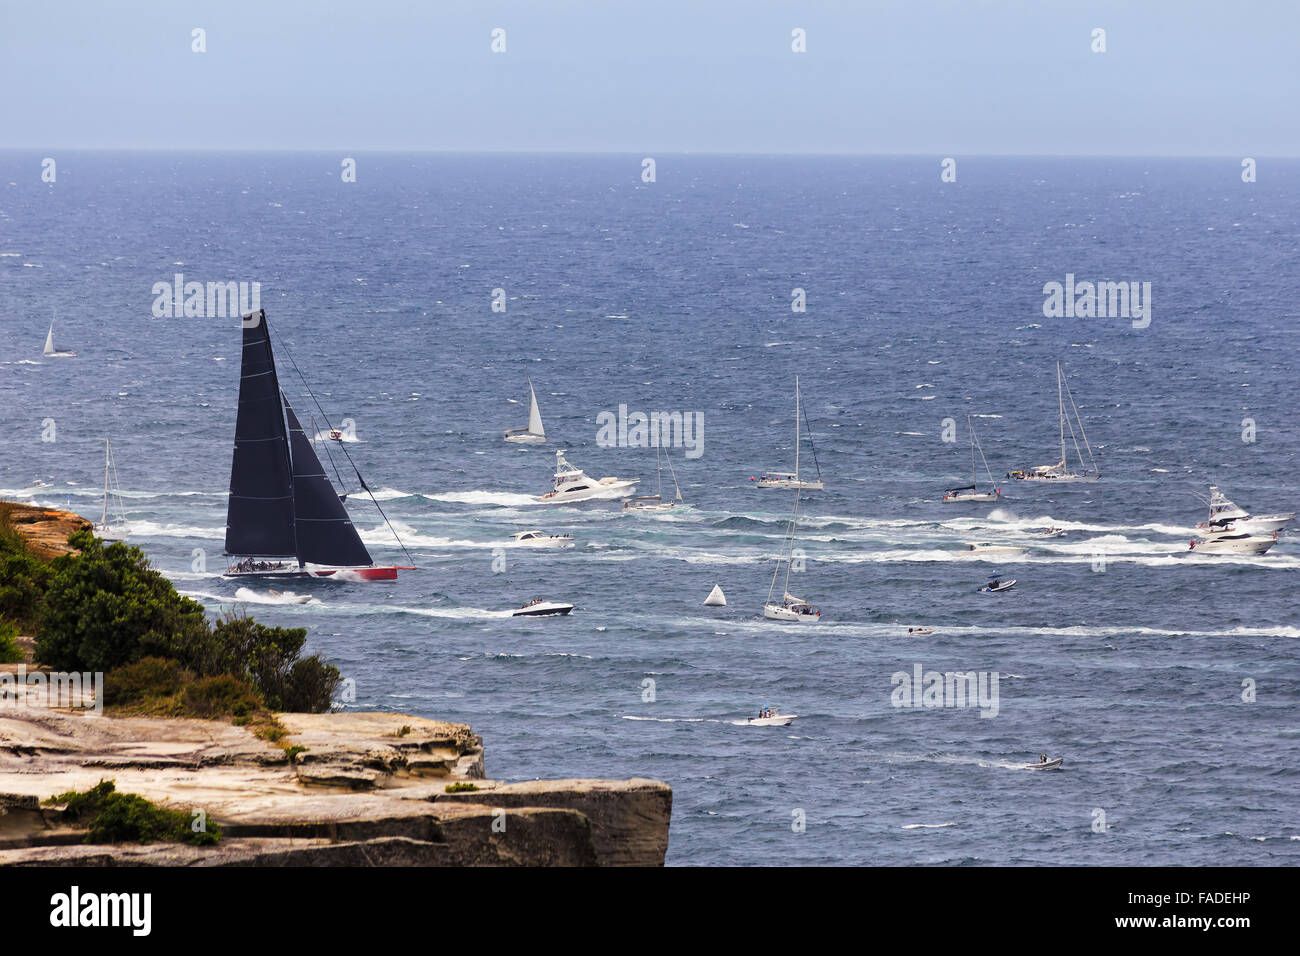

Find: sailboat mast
[101,439,110,530]
[782,491,799,598]
[969,416,976,487]
[794,376,801,481]
[1057,362,1066,467]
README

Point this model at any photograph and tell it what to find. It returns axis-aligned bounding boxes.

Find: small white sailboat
[763,490,821,622]
[703,584,727,607]
[623,443,684,511]
[1007,362,1099,482]
[504,379,546,444]
[753,375,824,490]
[95,438,129,541]
[1196,485,1294,536]
[43,314,77,358]
[508,530,575,548]
[943,415,1001,502]
[539,450,638,503]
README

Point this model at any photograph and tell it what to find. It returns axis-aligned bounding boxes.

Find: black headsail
[225,310,297,557]
[284,396,374,568]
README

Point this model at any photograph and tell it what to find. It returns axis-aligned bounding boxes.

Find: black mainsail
[225,310,373,569]
[225,312,296,558]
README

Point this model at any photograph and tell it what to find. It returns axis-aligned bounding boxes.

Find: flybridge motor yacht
[624,443,684,511]
[1189,532,1275,555]
[540,450,638,502]
[1196,485,1294,536]
[504,378,546,444]
[223,310,416,580]
[753,375,824,490]
[508,530,574,548]
[943,415,1001,502]
[1006,362,1100,482]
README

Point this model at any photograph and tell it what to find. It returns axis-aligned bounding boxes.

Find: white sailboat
[943,415,1001,502]
[43,314,77,358]
[1196,485,1294,536]
[754,375,824,490]
[504,379,546,443]
[623,443,684,511]
[96,438,128,541]
[1007,362,1099,482]
[763,490,821,622]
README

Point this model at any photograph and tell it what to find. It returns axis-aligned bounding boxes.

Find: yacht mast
[794,375,801,481]
[1057,362,1066,468]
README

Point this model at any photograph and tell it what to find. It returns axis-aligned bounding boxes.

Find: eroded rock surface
[0,708,669,866]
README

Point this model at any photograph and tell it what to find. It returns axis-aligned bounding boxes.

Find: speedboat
[508,530,575,548]
[966,543,1026,557]
[1188,533,1275,555]
[511,599,574,617]
[539,450,638,502]
[907,627,935,635]
[746,710,797,727]
[978,578,1016,593]
[1196,485,1294,536]
[1038,527,1066,538]
[1020,756,1063,771]
[268,589,312,605]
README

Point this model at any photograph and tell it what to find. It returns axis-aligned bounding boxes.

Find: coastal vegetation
[44,780,222,846]
[1,507,340,715]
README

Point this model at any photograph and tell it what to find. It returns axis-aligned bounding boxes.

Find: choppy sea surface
[2,153,1298,865]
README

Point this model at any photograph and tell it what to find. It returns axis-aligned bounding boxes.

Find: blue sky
[2,0,1296,154]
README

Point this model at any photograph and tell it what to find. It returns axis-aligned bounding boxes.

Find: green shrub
[45,780,221,847]
[103,656,190,706]
[35,532,207,672]
[178,675,262,719]
[0,506,53,631]
[445,782,479,793]
[0,618,23,664]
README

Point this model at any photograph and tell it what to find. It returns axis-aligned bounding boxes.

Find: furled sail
[284,397,373,567]
[225,311,297,557]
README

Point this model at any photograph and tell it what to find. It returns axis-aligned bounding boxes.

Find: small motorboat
[268,589,312,605]
[508,530,575,548]
[966,543,1026,557]
[978,578,1016,593]
[746,707,796,727]
[1038,527,1066,538]
[511,599,574,617]
[1020,756,1063,771]
[907,627,935,635]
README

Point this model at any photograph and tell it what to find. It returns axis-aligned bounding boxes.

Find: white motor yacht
[539,450,638,503]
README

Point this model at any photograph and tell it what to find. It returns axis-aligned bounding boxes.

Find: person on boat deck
[1040,753,1047,763]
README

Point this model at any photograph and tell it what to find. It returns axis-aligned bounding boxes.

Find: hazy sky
[2,0,1296,154]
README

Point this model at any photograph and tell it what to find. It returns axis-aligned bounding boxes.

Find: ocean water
[1,152,1298,865]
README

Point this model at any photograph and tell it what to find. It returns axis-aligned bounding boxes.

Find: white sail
[704,584,727,606]
[43,323,56,356]
[527,381,544,438]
